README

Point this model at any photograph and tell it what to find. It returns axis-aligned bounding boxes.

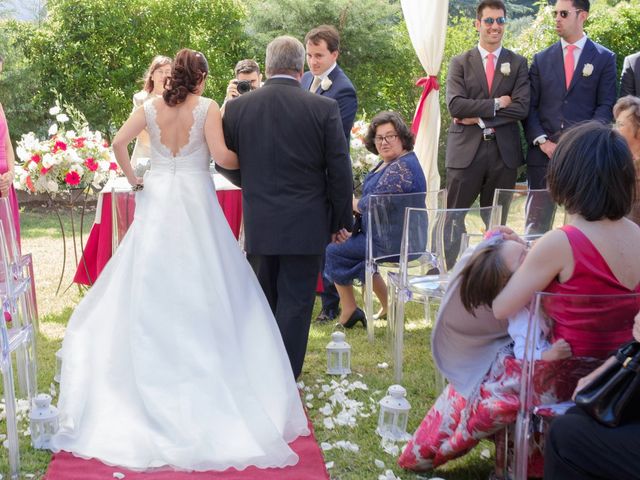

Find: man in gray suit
[445,0,529,210]
[621,51,640,97]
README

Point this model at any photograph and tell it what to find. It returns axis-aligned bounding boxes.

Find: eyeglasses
[552,9,583,18]
[481,16,507,25]
[374,134,399,144]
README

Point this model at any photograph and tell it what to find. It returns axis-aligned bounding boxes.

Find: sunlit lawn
[0,205,494,480]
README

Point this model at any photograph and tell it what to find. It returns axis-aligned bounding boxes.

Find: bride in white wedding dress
[50,49,310,471]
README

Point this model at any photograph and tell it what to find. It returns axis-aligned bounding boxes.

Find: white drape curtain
[401,0,449,195]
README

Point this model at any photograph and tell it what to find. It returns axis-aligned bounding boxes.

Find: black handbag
[575,341,640,427]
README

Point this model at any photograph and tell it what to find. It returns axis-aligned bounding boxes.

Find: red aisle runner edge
[44,419,329,480]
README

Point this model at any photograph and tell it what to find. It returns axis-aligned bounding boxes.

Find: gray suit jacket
[620,51,640,98]
[445,47,530,169]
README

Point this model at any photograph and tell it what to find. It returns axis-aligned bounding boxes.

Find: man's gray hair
[265,36,305,77]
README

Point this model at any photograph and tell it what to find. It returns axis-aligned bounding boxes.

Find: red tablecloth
[74,190,242,286]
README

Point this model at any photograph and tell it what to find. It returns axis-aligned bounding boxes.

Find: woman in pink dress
[0,57,20,249]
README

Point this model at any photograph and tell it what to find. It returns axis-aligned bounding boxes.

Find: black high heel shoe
[340,307,367,329]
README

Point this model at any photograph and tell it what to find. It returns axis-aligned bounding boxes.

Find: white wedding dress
[50,96,310,471]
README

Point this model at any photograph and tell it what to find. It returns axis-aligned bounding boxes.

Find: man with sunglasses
[445,0,530,211]
[524,0,617,189]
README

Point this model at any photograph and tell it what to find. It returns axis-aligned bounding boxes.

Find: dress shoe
[339,307,367,329]
[315,310,337,324]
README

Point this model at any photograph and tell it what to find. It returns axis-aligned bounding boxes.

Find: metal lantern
[326,331,351,375]
[54,349,63,383]
[376,384,411,441]
[30,393,59,449]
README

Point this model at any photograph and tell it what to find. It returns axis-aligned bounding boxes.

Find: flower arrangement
[14,101,119,195]
[350,119,379,193]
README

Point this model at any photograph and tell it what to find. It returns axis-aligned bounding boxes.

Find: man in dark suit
[219,36,353,379]
[445,0,530,210]
[525,0,617,188]
[620,51,640,97]
[301,25,357,324]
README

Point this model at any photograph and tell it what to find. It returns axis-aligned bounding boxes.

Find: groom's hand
[332,228,351,244]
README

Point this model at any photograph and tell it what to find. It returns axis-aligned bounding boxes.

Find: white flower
[375,459,386,469]
[321,77,333,91]
[582,63,594,77]
[56,113,70,123]
[48,123,58,136]
[27,161,39,172]
[42,153,56,169]
[46,180,59,193]
[325,461,334,469]
[49,106,61,116]
[500,62,511,76]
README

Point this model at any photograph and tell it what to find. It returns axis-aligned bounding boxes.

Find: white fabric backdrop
[401,0,449,195]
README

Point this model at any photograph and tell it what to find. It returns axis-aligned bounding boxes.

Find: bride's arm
[204,101,238,169]
[112,106,147,186]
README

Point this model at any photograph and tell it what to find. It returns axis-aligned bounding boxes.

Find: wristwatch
[494,98,501,112]
[537,137,547,146]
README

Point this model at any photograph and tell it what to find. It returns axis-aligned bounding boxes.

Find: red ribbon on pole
[411,75,440,135]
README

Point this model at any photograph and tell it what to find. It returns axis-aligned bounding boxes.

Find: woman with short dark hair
[325,111,426,327]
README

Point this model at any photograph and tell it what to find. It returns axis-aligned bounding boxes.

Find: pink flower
[65,171,81,185]
[40,167,50,174]
[53,140,67,153]
[30,154,41,164]
[109,162,118,171]
[73,137,86,148]
[26,176,35,192]
[84,157,98,172]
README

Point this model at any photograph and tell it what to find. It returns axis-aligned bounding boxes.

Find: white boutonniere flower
[321,77,333,91]
[500,63,511,76]
[582,63,594,77]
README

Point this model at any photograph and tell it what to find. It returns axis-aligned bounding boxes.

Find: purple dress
[0,104,21,249]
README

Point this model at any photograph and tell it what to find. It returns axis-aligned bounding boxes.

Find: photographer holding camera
[224,59,262,101]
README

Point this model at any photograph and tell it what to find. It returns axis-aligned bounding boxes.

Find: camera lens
[236,80,252,95]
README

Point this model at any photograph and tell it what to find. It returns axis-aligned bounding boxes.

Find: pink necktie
[486,53,495,93]
[564,44,577,89]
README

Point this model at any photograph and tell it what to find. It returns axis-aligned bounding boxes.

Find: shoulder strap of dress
[559,224,612,276]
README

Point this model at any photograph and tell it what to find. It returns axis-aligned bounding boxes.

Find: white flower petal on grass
[25,475,35,479]
[321,442,333,451]
[325,461,334,469]
[319,404,333,416]
[480,448,491,459]
[305,393,314,401]
[306,402,313,409]
[296,381,305,390]
[48,123,58,136]
[49,106,61,116]
[377,362,389,369]
[323,417,335,430]
[374,459,386,469]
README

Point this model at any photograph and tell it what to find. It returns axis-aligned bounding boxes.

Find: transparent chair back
[388,205,502,382]
[492,188,565,236]
[111,189,136,254]
[364,189,446,342]
[512,291,640,479]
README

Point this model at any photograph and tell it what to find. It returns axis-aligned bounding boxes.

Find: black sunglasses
[552,9,583,18]
[482,16,507,25]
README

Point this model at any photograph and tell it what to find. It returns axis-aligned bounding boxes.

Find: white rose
[500,62,511,76]
[70,164,84,175]
[321,77,333,91]
[42,153,56,169]
[27,161,39,171]
[48,123,58,136]
[49,106,61,116]
[582,63,594,77]
[56,113,70,123]
[46,180,59,193]
[15,146,28,161]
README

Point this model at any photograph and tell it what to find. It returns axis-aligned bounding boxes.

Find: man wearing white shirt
[524,0,617,189]
[444,0,529,210]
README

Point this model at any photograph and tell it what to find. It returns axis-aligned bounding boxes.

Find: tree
[19,0,247,138]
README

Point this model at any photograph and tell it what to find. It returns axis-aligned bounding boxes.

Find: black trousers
[247,254,322,379]
[544,407,640,480]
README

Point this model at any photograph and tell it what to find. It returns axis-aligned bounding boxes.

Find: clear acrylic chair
[388,205,502,382]
[492,188,566,236]
[1,301,21,480]
[111,189,136,254]
[363,190,446,342]
[512,291,640,479]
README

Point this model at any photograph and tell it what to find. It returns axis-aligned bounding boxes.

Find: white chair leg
[364,267,375,343]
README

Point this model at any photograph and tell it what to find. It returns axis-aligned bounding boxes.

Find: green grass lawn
[1,207,495,480]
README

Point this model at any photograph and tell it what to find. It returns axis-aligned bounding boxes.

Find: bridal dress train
[50,96,310,471]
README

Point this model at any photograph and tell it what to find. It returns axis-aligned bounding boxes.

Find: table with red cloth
[74,174,242,286]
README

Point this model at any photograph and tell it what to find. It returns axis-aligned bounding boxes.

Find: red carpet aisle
[44,420,329,480]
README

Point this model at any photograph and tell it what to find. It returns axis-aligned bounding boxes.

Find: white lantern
[54,348,63,383]
[376,384,411,441]
[326,331,351,375]
[30,393,59,449]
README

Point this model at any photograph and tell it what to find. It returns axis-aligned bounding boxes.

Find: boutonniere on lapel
[582,63,594,77]
[500,63,511,76]
[320,78,333,91]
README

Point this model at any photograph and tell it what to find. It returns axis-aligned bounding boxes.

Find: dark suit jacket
[301,65,357,142]
[218,77,353,256]
[445,47,530,169]
[620,51,640,97]
[525,39,617,166]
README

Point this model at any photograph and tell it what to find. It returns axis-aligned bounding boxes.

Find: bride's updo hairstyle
[163,49,209,107]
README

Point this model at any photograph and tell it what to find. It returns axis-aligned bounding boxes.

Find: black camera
[235,80,252,95]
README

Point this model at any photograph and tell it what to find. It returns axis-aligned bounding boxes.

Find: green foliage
[17,0,247,139]
[243,0,423,123]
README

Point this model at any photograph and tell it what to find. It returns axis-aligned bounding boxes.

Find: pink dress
[0,104,20,249]
[544,225,639,358]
